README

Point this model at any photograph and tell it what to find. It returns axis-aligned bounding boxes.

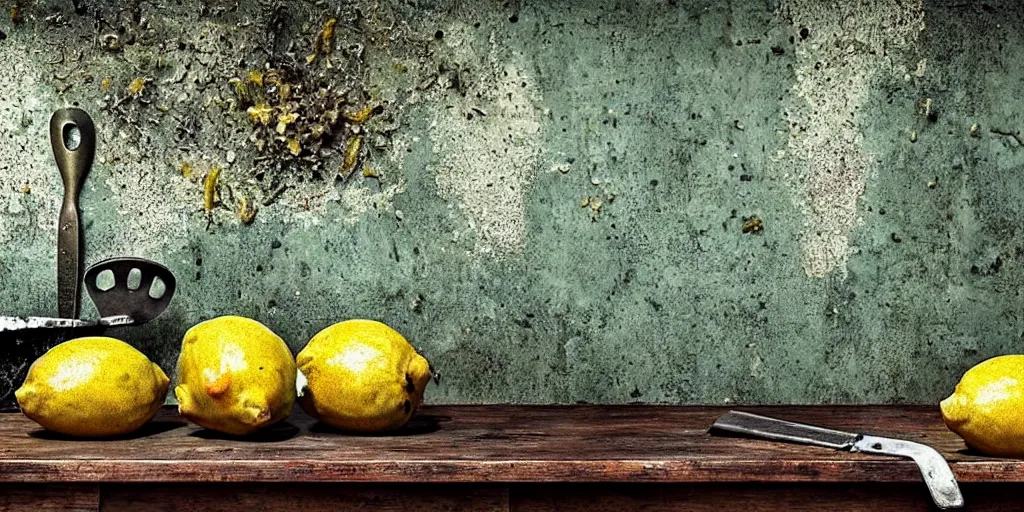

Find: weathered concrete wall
[1,0,1023,404]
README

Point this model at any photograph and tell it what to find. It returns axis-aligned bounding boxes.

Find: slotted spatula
[83,257,177,325]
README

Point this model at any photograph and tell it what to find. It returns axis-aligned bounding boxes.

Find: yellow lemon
[941,355,1024,457]
[15,337,169,437]
[175,316,296,435]
[297,319,432,432]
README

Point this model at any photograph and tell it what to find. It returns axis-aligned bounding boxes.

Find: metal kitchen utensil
[710,410,964,510]
[51,107,96,319]
[83,257,177,325]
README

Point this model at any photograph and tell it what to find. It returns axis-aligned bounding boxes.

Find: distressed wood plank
[0,405,1019,483]
[0,483,99,512]
[509,483,1024,512]
[99,483,507,512]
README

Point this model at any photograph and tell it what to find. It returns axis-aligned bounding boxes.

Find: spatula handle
[51,108,96,319]
[56,201,81,319]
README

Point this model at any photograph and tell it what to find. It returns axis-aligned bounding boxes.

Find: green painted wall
[1,0,1022,404]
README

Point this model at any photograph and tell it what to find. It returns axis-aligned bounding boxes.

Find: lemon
[175,316,296,435]
[941,355,1024,457]
[15,337,169,437]
[297,319,432,432]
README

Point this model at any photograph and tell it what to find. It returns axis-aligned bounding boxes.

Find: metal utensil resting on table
[710,410,965,510]
[0,108,177,411]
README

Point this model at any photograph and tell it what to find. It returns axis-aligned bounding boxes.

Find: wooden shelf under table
[0,404,1019,511]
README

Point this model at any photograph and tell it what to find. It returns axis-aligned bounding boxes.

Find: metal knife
[0,315,133,333]
[710,410,964,510]
[50,108,96,319]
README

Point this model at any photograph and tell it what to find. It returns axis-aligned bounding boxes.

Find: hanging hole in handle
[127,268,142,290]
[63,123,81,151]
[95,269,115,291]
[149,276,167,299]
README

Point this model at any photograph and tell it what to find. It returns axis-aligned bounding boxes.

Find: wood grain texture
[100,483,507,512]
[509,483,1024,512]
[0,405,1019,483]
[0,484,99,512]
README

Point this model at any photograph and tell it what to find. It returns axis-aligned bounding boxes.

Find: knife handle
[854,435,964,509]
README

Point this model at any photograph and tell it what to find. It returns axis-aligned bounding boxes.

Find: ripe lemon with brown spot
[15,337,169,437]
[297,319,432,432]
[175,316,296,435]
[941,355,1024,457]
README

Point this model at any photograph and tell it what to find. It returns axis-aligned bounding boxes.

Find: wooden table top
[0,405,1018,484]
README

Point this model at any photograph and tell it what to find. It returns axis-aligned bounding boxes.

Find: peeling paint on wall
[429,25,544,258]
[99,148,194,257]
[337,178,406,226]
[782,0,924,278]
[0,48,58,251]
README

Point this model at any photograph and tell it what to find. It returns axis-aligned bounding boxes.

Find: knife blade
[0,315,133,333]
[50,108,96,319]
[710,410,964,510]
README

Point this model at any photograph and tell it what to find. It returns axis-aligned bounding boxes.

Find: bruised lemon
[297,319,432,432]
[15,337,169,437]
[941,355,1024,457]
[175,316,296,435]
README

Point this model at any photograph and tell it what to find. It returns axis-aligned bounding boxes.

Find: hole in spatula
[149,276,166,299]
[95,269,115,291]
[127,268,142,290]
[63,124,81,151]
